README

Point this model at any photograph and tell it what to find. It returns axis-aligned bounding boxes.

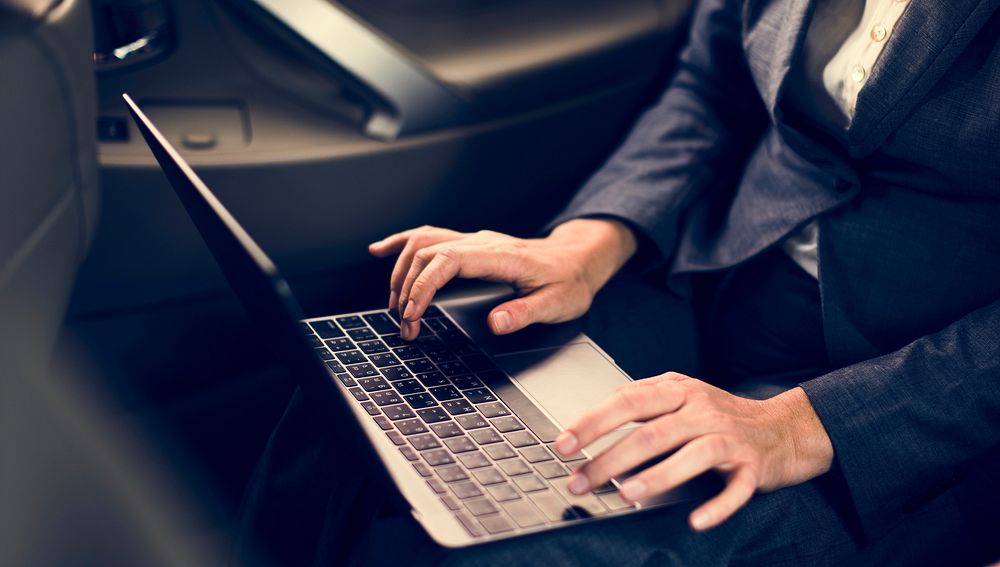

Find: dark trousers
[231,251,984,566]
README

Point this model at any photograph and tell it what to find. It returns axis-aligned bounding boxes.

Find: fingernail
[402,301,417,321]
[690,511,710,531]
[400,320,414,340]
[491,311,511,333]
[567,473,589,495]
[621,479,647,501]
[555,431,578,455]
[389,290,399,310]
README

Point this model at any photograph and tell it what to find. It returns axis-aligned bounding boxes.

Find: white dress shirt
[781,0,911,279]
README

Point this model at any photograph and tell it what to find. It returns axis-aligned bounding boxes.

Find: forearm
[547,218,638,294]
[764,386,834,488]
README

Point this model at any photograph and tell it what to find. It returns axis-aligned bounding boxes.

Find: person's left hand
[553,373,834,531]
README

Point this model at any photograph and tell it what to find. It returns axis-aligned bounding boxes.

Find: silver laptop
[123,93,716,548]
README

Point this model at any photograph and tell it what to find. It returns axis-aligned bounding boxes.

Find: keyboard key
[386,431,406,446]
[335,350,366,365]
[451,342,479,356]
[392,379,425,395]
[506,431,538,448]
[519,446,553,463]
[483,444,517,460]
[416,407,450,423]
[430,422,463,438]
[394,346,423,360]
[404,359,435,374]
[383,334,406,347]
[478,514,514,534]
[373,416,393,431]
[307,335,322,347]
[498,459,532,476]
[535,461,568,479]
[335,316,366,329]
[426,350,456,364]
[348,387,368,401]
[438,361,469,376]
[347,327,377,341]
[361,401,380,416]
[347,363,379,378]
[381,366,414,381]
[471,467,506,485]
[469,428,503,445]
[450,481,483,499]
[299,322,313,334]
[458,452,491,469]
[463,388,497,404]
[593,482,617,494]
[395,418,428,435]
[528,490,576,522]
[416,462,434,479]
[357,377,391,392]
[416,372,450,387]
[598,492,634,511]
[437,465,468,482]
[454,512,484,537]
[399,446,419,461]
[370,390,403,406]
[428,385,461,401]
[491,417,524,433]
[381,404,414,421]
[455,414,488,430]
[415,336,444,351]
[310,320,345,338]
[364,312,399,334]
[404,392,437,408]
[422,449,455,467]
[488,483,523,503]
[501,499,546,528]
[333,372,354,387]
[548,444,587,462]
[408,433,441,451]
[369,353,401,367]
[324,338,354,351]
[450,375,484,390]
[478,402,511,418]
[443,436,477,453]
[477,370,559,442]
[440,495,462,511]
[426,477,447,494]
[513,474,548,493]
[438,329,468,343]
[423,305,444,318]
[357,339,388,354]
[314,348,334,361]
[465,499,499,517]
[325,358,346,373]
[425,318,448,333]
[442,399,475,415]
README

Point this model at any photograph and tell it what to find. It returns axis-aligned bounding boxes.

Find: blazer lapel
[744,0,816,118]
[847,0,1000,157]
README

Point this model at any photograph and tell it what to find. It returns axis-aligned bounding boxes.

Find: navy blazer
[550,0,1000,543]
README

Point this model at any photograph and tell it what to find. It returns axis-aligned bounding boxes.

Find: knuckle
[616,389,644,414]
[414,248,434,263]
[635,425,661,448]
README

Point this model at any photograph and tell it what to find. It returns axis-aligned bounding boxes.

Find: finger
[389,229,461,309]
[368,228,419,257]
[569,411,702,493]
[401,251,462,325]
[688,466,756,531]
[487,285,572,335]
[555,379,687,456]
[616,434,730,502]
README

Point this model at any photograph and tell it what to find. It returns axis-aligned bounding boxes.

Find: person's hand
[368,219,638,339]
[554,373,834,531]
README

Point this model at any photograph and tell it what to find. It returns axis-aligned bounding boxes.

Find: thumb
[487,286,568,335]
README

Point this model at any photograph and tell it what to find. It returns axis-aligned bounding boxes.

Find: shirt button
[870,25,887,41]
[850,65,867,83]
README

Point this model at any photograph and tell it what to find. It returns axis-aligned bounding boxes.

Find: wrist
[766,387,835,486]
[548,218,638,293]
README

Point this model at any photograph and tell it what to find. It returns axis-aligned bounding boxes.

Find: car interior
[3,0,695,562]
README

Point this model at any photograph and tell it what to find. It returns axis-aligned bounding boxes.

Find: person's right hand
[368,218,638,340]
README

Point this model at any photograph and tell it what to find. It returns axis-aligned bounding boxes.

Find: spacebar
[477,370,560,442]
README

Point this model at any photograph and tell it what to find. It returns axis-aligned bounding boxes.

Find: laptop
[122,93,716,547]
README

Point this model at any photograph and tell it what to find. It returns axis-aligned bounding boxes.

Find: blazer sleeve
[546,0,769,263]
[800,298,1000,540]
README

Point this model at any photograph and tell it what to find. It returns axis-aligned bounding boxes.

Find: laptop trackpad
[494,343,631,432]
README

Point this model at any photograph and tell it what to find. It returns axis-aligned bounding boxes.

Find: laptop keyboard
[301,305,632,537]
